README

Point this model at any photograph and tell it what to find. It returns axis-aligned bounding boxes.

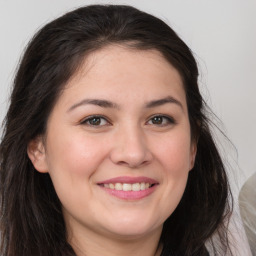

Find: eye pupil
[152,116,163,124]
[89,117,101,125]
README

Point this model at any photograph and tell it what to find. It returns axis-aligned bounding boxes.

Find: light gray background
[0,0,256,194]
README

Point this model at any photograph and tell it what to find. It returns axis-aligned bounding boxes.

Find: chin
[104,217,162,239]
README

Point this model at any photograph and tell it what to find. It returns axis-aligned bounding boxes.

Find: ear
[189,141,197,170]
[27,136,48,173]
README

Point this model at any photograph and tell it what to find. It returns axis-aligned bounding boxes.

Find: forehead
[57,45,186,110]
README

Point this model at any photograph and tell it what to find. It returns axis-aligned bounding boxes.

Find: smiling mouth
[100,182,155,191]
[97,176,158,199]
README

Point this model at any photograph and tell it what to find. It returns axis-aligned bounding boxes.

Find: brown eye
[88,117,101,125]
[81,116,109,126]
[151,116,164,125]
[147,115,175,126]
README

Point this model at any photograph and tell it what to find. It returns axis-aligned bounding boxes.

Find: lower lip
[99,185,158,200]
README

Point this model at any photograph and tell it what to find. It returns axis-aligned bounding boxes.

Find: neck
[67,224,163,256]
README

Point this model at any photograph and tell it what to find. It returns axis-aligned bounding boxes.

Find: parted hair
[0,5,232,256]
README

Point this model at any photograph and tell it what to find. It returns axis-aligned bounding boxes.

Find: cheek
[154,132,193,176]
[45,132,109,212]
[152,130,192,209]
[46,130,108,177]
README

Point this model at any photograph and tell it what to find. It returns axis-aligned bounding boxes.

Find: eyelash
[80,114,175,127]
[80,115,111,127]
[146,115,175,126]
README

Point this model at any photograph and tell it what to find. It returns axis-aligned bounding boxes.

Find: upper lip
[97,176,158,184]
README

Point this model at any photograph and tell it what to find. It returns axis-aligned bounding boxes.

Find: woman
[0,5,233,256]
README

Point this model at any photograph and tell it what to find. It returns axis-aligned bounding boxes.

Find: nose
[110,126,153,168]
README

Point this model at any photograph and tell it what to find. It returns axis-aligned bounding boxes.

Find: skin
[28,45,197,256]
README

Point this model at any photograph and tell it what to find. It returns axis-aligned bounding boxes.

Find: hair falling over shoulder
[0,4,233,256]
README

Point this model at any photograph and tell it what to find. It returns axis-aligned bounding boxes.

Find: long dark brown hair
[0,5,233,256]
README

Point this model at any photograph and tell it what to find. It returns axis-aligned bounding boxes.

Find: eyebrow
[145,96,183,110]
[68,99,119,112]
[67,96,183,112]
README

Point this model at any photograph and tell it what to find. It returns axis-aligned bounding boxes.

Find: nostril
[116,159,150,168]
[109,138,153,168]
[117,161,129,166]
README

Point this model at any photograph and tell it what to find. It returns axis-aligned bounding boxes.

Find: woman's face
[29,45,196,241]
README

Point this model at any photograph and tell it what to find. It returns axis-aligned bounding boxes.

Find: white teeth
[103,182,153,191]
[123,183,132,191]
[115,183,122,190]
[132,183,140,191]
